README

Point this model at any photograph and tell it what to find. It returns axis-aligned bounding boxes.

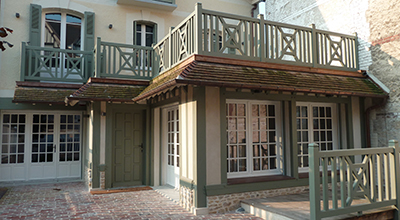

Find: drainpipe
[365,97,387,148]
[250,3,258,18]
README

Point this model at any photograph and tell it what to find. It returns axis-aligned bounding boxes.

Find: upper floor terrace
[20,3,359,84]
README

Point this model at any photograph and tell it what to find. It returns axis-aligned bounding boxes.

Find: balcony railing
[308,141,400,219]
[154,3,359,74]
[20,4,359,83]
[20,43,93,83]
[95,37,154,80]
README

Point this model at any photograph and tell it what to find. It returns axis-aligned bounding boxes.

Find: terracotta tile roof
[13,87,75,104]
[134,60,388,101]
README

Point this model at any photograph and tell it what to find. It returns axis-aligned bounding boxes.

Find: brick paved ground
[0,182,262,219]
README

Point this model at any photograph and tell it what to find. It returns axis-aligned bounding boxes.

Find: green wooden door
[112,110,143,187]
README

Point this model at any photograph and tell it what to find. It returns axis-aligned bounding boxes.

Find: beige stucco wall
[205,86,221,185]
[0,0,252,96]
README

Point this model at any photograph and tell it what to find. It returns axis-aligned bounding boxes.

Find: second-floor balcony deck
[20,3,359,84]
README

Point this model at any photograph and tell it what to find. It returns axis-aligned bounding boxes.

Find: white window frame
[226,99,283,178]
[296,102,339,173]
[41,11,84,50]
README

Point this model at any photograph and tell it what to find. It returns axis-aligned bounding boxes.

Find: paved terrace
[0,182,261,219]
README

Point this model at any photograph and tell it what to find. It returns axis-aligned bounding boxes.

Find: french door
[1,112,82,181]
[164,106,180,188]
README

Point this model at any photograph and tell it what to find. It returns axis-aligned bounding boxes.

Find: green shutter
[84,11,95,79]
[29,4,42,46]
[84,11,95,51]
[133,21,137,45]
[153,23,157,45]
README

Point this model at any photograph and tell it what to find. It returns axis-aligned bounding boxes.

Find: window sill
[116,0,177,11]
[227,175,295,185]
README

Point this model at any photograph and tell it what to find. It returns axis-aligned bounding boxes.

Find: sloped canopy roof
[13,82,80,104]
[134,55,388,101]
[67,78,148,104]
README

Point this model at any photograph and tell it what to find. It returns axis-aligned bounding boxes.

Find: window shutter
[84,11,95,51]
[29,4,42,46]
[133,21,137,45]
[84,11,95,79]
[152,23,158,45]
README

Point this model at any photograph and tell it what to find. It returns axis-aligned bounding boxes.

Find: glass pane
[11,115,17,123]
[239,159,246,171]
[237,104,245,116]
[301,106,307,117]
[74,153,79,161]
[253,145,260,157]
[268,105,275,116]
[32,154,38,163]
[17,155,24,163]
[239,145,246,157]
[269,118,276,129]
[260,105,267,116]
[252,105,259,117]
[2,145,7,153]
[9,155,16,163]
[302,119,308,129]
[237,118,246,130]
[3,114,10,123]
[253,159,260,170]
[313,107,318,117]
[66,14,82,50]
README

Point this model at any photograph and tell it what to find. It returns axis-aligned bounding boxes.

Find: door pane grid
[31,114,55,163]
[59,115,81,162]
[252,104,277,171]
[1,114,26,164]
[167,109,179,167]
[226,103,247,173]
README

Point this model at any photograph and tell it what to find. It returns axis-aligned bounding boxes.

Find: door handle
[140,143,144,152]
[53,145,56,153]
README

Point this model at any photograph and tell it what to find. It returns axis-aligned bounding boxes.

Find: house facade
[0,0,389,215]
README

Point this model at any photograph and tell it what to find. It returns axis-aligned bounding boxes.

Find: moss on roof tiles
[13,87,74,103]
[73,84,144,100]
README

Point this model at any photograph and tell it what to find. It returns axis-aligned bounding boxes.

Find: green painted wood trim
[359,98,367,148]
[309,143,321,220]
[193,86,207,208]
[0,98,86,110]
[105,103,112,189]
[281,101,288,176]
[98,164,107,171]
[180,177,197,190]
[346,103,354,149]
[220,88,228,184]
[150,96,180,108]
[205,178,309,196]
[290,98,299,179]
[224,91,351,104]
[145,107,151,185]
[92,102,101,188]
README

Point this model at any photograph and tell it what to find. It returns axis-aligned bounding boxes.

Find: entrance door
[29,113,82,180]
[29,114,57,179]
[165,107,179,188]
[112,110,143,187]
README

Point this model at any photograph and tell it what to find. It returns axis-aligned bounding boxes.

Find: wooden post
[258,14,265,62]
[354,32,360,70]
[310,24,317,68]
[309,143,321,220]
[389,140,400,220]
[195,2,203,55]
[95,37,101,78]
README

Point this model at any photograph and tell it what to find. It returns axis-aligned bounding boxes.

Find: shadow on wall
[366,0,400,147]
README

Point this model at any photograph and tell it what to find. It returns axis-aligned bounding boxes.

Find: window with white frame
[297,103,338,172]
[226,100,282,178]
[134,22,156,47]
[44,13,82,50]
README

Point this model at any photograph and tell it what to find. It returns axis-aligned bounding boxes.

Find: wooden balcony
[20,3,359,83]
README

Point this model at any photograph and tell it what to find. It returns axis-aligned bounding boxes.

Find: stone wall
[207,186,308,214]
[179,185,194,211]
